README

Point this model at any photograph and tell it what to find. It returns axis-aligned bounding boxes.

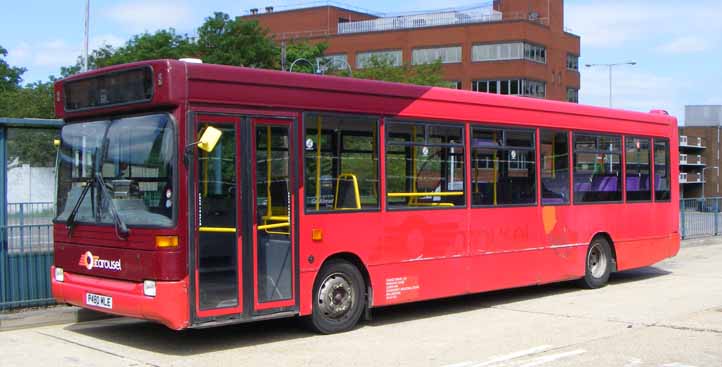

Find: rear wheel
[579,237,612,289]
[308,260,366,334]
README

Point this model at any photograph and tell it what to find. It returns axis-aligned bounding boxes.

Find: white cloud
[579,67,680,116]
[566,1,722,49]
[8,40,79,68]
[104,0,194,33]
[657,36,710,54]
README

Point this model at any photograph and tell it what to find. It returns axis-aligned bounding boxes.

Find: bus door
[192,114,296,322]
[248,118,296,313]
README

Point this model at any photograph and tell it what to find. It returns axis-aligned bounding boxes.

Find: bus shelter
[0,117,63,310]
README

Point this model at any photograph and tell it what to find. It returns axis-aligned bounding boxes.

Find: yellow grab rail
[199,227,236,233]
[387,191,464,197]
[334,173,361,210]
[258,222,290,230]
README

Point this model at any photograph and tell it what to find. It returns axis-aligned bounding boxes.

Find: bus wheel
[309,259,365,334]
[579,237,612,289]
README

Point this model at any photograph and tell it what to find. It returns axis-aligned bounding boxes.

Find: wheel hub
[317,274,354,320]
[588,243,608,278]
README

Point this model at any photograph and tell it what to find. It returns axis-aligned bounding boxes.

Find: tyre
[579,237,613,289]
[308,259,366,334]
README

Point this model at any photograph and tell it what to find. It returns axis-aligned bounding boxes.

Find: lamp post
[702,166,719,199]
[289,58,315,73]
[584,62,636,108]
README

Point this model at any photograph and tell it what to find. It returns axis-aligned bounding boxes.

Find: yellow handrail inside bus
[334,173,361,210]
[258,222,290,230]
[493,132,498,205]
[199,227,235,233]
[387,192,463,197]
[315,115,322,211]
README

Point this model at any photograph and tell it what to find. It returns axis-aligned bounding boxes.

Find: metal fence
[0,202,54,310]
[680,198,722,239]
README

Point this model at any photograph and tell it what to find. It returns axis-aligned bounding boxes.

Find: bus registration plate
[86,293,112,309]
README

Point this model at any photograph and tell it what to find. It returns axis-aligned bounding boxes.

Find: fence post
[712,199,719,236]
[0,126,6,308]
[680,199,686,240]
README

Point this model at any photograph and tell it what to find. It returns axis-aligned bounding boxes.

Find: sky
[1,0,721,123]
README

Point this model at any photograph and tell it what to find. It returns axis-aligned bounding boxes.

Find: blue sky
[2,0,721,122]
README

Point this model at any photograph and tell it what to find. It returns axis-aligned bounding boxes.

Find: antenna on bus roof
[179,58,203,64]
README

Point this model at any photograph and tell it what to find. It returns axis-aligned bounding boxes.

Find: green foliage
[284,42,328,73]
[339,55,449,87]
[197,13,279,68]
[0,81,54,119]
[0,45,26,92]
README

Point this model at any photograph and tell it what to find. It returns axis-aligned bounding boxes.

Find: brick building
[679,105,722,198]
[244,0,581,102]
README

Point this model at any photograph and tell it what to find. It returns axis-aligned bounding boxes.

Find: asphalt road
[1,241,721,367]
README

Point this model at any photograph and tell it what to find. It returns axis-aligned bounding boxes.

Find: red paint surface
[53,60,680,328]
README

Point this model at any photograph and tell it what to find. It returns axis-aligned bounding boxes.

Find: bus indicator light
[156,236,179,248]
[312,229,323,241]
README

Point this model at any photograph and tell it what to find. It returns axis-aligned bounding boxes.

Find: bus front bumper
[51,266,190,330]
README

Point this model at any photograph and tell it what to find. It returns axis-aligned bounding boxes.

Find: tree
[0,45,26,91]
[196,12,278,68]
[284,41,328,73]
[343,55,450,87]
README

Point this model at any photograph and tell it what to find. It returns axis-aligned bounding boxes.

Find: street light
[585,62,636,108]
[702,166,719,199]
[289,58,315,73]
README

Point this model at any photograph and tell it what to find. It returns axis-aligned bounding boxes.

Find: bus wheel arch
[308,252,371,334]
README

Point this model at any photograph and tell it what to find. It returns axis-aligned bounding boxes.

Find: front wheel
[579,237,613,289]
[308,260,366,334]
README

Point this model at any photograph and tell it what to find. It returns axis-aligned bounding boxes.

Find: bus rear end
[50,61,191,329]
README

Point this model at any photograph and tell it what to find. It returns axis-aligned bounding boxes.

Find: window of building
[523,80,546,98]
[573,133,622,203]
[626,137,652,201]
[541,130,570,205]
[356,50,402,68]
[317,54,349,71]
[524,43,547,63]
[412,46,462,65]
[304,113,379,212]
[385,121,465,209]
[472,79,521,95]
[654,138,671,201]
[567,54,579,71]
[471,42,524,62]
[471,127,536,206]
[567,88,579,103]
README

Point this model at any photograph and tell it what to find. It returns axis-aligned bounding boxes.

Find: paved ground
[1,242,721,367]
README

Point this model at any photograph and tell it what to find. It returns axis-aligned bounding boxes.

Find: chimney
[265,6,274,13]
[250,8,258,15]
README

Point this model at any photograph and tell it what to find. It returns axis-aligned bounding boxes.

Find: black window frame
[470,125,537,208]
[302,111,381,215]
[385,119,467,211]
[572,132,623,204]
[653,137,672,202]
[624,136,653,203]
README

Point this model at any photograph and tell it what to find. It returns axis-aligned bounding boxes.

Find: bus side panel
[468,207,544,292]
[374,209,469,306]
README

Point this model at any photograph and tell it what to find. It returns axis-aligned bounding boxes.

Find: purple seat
[542,197,566,205]
[626,176,640,191]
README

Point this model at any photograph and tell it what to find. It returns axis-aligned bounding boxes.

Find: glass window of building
[356,50,403,68]
[412,46,462,65]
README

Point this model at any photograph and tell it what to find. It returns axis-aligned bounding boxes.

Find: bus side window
[540,129,570,205]
[303,113,379,212]
[654,138,671,201]
[573,133,622,203]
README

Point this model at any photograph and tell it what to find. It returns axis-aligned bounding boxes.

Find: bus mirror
[197,126,222,153]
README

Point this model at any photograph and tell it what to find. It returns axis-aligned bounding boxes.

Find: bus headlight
[143,280,156,297]
[55,267,64,282]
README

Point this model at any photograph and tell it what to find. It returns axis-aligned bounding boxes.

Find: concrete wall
[7,164,55,203]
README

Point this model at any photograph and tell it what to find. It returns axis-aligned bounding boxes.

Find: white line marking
[442,362,474,367]
[517,349,586,367]
[468,345,554,367]
[661,363,698,367]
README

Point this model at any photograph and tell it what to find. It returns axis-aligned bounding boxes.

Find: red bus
[51,60,679,334]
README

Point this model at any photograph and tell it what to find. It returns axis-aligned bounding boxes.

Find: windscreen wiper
[66,177,94,238]
[95,173,130,238]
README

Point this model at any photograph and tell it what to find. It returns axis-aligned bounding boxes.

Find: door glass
[197,124,238,310]
[255,125,292,302]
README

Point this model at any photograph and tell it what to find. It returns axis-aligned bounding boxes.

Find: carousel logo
[78,251,122,271]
